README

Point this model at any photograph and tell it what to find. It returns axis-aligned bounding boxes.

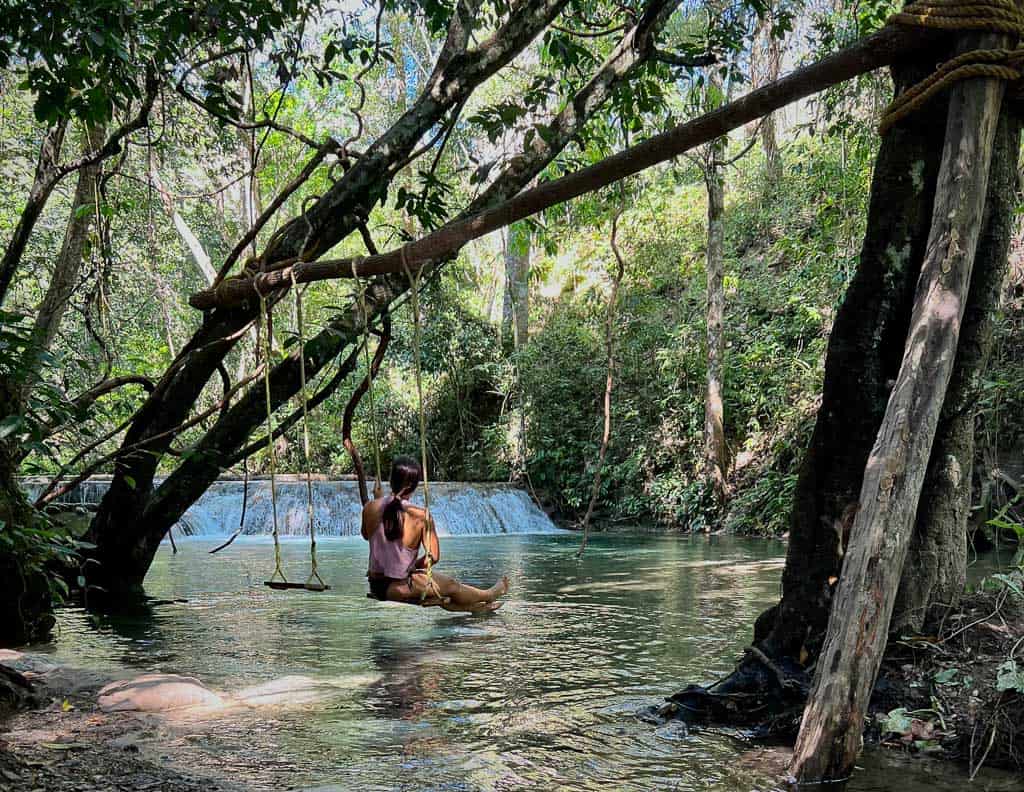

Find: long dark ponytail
[381,455,422,541]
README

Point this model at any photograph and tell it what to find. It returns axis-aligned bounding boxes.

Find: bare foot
[496,576,510,597]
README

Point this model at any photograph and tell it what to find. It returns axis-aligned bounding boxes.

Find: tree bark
[892,106,1023,634]
[754,48,952,662]
[502,222,530,348]
[0,122,67,307]
[753,11,782,186]
[703,159,727,509]
[789,32,1008,784]
[27,123,107,359]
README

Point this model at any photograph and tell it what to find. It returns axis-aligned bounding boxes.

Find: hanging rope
[350,259,384,500]
[258,290,287,587]
[399,250,440,602]
[291,270,327,591]
[880,0,1024,133]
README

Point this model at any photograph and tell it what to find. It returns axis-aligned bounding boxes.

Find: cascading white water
[25,477,561,538]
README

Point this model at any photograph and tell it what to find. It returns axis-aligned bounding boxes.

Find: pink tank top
[367,498,418,579]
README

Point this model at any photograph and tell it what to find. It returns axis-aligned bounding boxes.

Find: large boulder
[98,674,223,712]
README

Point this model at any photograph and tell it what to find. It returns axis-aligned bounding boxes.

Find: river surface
[44,534,1019,791]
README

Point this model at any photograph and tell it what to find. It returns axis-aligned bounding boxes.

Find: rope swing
[400,249,441,603]
[291,269,328,591]
[257,290,287,589]
[257,277,329,592]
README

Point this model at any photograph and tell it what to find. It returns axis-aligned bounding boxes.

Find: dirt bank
[0,654,253,792]
[869,581,1024,776]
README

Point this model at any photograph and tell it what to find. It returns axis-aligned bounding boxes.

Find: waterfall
[25,477,562,538]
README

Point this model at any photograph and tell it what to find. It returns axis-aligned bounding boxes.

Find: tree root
[0,664,40,712]
[644,646,810,739]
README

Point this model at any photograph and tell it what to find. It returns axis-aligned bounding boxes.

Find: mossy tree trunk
[0,414,56,647]
[752,36,1020,707]
[790,37,1009,780]
[755,51,953,661]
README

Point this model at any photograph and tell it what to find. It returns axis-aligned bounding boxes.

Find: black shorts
[368,576,396,600]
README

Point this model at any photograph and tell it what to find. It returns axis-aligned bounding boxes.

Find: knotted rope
[880,0,1024,133]
[257,288,287,587]
[398,247,442,603]
[290,269,327,591]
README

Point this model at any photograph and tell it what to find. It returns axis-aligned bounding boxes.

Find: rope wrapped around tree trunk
[880,0,1024,132]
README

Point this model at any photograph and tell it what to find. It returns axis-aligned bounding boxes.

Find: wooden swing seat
[264,581,331,592]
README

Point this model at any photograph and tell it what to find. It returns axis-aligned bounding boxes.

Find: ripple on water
[44,533,1021,791]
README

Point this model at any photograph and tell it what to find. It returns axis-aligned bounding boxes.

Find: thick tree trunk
[789,33,1008,783]
[703,165,727,507]
[892,107,1023,634]
[755,50,952,661]
[0,393,54,646]
[502,222,530,348]
[0,124,110,644]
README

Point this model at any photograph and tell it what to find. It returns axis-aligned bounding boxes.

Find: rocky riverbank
[0,650,378,791]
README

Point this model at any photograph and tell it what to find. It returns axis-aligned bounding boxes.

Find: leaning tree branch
[653,48,716,67]
[191,22,945,310]
[0,121,68,307]
[0,70,159,307]
[71,375,155,413]
[57,69,160,179]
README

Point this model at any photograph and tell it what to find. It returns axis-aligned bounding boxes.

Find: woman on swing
[362,456,509,612]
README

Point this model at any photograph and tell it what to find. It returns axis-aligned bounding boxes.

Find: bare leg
[411,571,508,608]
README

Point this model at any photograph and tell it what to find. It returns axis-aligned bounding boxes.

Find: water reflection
[41,534,1018,791]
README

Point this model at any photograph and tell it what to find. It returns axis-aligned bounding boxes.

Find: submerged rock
[98,674,223,712]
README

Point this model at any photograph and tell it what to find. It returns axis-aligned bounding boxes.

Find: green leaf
[0,415,26,440]
[879,707,912,735]
[933,668,958,685]
[996,660,1024,693]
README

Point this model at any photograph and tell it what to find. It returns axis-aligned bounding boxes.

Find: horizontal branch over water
[190,23,942,310]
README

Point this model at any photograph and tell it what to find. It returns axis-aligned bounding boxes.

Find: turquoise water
[45,534,1019,791]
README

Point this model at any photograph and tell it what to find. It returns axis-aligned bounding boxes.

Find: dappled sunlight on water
[43,534,1020,791]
